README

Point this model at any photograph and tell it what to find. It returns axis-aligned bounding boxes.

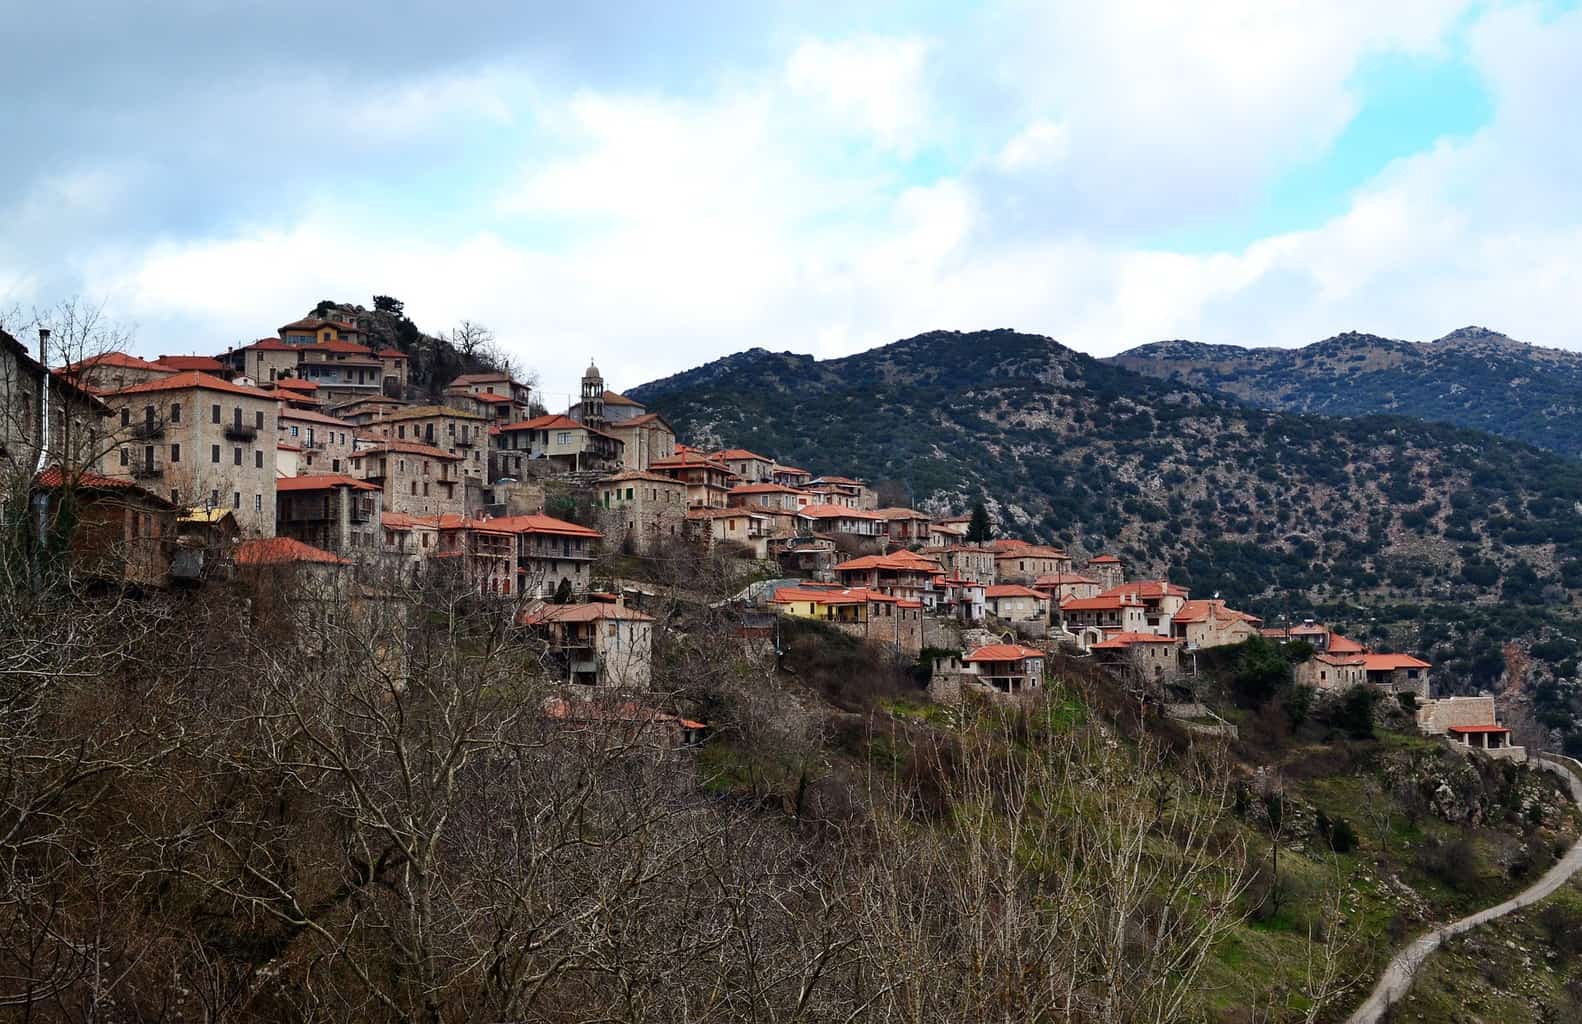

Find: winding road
[1346,752,1582,1023]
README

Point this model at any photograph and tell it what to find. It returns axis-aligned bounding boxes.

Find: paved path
[1346,752,1582,1023]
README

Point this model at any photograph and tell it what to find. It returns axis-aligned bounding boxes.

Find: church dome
[582,361,602,382]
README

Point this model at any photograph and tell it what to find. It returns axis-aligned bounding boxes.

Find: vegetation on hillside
[629,330,1582,748]
[1109,326,1582,459]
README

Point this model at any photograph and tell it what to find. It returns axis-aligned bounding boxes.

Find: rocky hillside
[631,329,1582,745]
[1109,327,1582,458]
[305,295,514,399]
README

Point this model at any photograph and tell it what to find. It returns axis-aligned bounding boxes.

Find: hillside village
[0,308,1520,757]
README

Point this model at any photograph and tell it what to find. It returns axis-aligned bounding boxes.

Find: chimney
[35,328,51,473]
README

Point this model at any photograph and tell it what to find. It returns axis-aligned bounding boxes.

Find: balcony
[130,421,165,441]
[130,460,163,480]
[223,423,258,442]
[455,435,477,448]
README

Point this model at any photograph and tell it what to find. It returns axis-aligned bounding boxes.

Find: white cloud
[784,35,931,154]
[995,119,1068,172]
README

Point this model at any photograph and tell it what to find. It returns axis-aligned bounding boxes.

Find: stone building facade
[596,470,688,553]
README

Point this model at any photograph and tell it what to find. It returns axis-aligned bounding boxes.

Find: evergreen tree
[966,502,993,543]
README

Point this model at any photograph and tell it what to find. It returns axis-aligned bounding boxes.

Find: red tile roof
[1033,572,1100,587]
[274,378,318,391]
[376,348,406,359]
[484,513,602,538]
[280,317,358,332]
[602,390,642,407]
[729,482,806,495]
[985,584,1048,599]
[1173,599,1261,625]
[244,337,296,351]
[1088,554,1123,564]
[1060,594,1141,611]
[106,370,281,401]
[1100,580,1189,600]
[716,448,772,462]
[355,440,463,460]
[60,351,178,374]
[1362,654,1430,671]
[496,413,584,433]
[235,537,350,566]
[1448,724,1509,734]
[154,354,226,371]
[519,602,655,625]
[275,474,380,492]
[305,338,375,355]
[1091,632,1183,649]
[650,452,735,472]
[34,467,174,508]
[834,551,944,573]
[797,503,886,520]
[965,643,1045,662]
[280,407,354,426]
[995,545,1069,560]
[774,586,902,606]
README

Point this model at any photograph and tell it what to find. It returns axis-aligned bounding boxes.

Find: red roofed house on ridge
[518,600,655,688]
[773,584,924,655]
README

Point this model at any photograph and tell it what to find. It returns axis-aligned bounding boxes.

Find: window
[170,489,179,503]
[410,481,417,495]
[290,425,299,437]
[210,444,220,463]
[120,408,130,427]
[332,458,340,472]
[255,450,263,469]
[233,447,242,466]
[233,407,242,428]
[557,432,571,445]
[233,491,241,509]
[170,403,180,423]
[254,494,262,512]
[423,482,430,496]
[211,404,220,424]
[170,443,180,463]
[398,425,406,439]
[119,447,129,466]
[255,410,264,429]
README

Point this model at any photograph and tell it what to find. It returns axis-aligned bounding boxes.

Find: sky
[3,1,1580,403]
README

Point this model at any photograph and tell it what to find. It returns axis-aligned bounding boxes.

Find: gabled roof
[1448,724,1509,734]
[275,474,380,492]
[1173,599,1261,625]
[519,602,655,625]
[34,466,175,508]
[965,643,1045,663]
[1091,632,1183,649]
[602,390,643,407]
[274,378,318,391]
[874,507,932,520]
[1060,593,1142,611]
[986,584,1048,599]
[496,413,583,433]
[1362,653,1431,671]
[601,470,686,485]
[797,503,886,520]
[376,404,489,423]
[154,354,226,372]
[774,586,906,606]
[1100,580,1189,600]
[279,316,358,333]
[1033,572,1100,587]
[1088,554,1123,565]
[729,482,807,495]
[380,512,435,530]
[485,513,602,539]
[995,544,1068,560]
[304,338,374,355]
[450,372,513,386]
[354,440,464,460]
[241,337,297,352]
[279,407,354,426]
[716,447,772,462]
[607,411,673,430]
[650,452,734,472]
[106,370,281,401]
[60,351,179,375]
[376,348,406,359]
[235,537,350,566]
[834,551,944,573]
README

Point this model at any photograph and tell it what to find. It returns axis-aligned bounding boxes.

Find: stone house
[876,507,933,544]
[274,473,383,556]
[1091,632,1183,680]
[597,470,688,553]
[1416,696,1524,760]
[649,452,738,508]
[33,467,178,588]
[2,328,110,481]
[295,339,387,401]
[833,550,945,604]
[450,371,535,409]
[1059,592,1150,646]
[279,408,358,475]
[937,545,997,584]
[1296,652,1366,691]
[1099,580,1189,636]
[103,371,281,536]
[379,511,441,568]
[807,476,877,510]
[776,538,838,580]
[606,413,677,472]
[796,503,885,538]
[375,348,408,393]
[430,516,517,597]
[994,546,1074,584]
[1032,572,1102,603]
[1086,554,1125,590]
[923,575,987,623]
[222,338,300,384]
[1171,599,1262,649]
[715,448,776,483]
[493,414,625,476]
[686,506,772,559]
[59,351,177,392]
[962,643,1046,694]
[326,396,406,427]
[278,317,367,347]
[1360,654,1431,698]
[772,585,923,656]
[772,464,812,488]
[519,601,655,689]
[985,583,1051,623]
[348,440,465,518]
[727,482,807,512]
[372,405,491,480]
[488,512,603,599]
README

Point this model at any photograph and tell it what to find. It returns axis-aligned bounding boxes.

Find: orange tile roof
[60,351,178,374]
[274,378,318,391]
[729,482,806,495]
[376,348,406,359]
[1100,580,1189,600]
[106,370,281,401]
[154,354,226,371]
[280,407,354,426]
[774,585,902,606]
[834,551,944,572]
[986,584,1048,599]
[875,507,932,520]
[34,466,173,508]
[716,448,772,462]
[305,338,375,355]
[235,537,350,566]
[995,544,1068,560]
[519,602,655,625]
[1060,594,1141,611]
[965,643,1045,662]
[602,470,685,484]
[798,503,887,520]
[602,390,642,407]
[1173,599,1261,625]
[1091,632,1183,649]
[1088,554,1123,564]
[1326,632,1367,654]
[280,316,358,332]
[244,337,296,351]
[355,439,464,460]
[484,513,602,538]
[1033,572,1100,586]
[275,474,380,492]
[650,452,734,471]
[1447,724,1509,734]
[1362,653,1430,671]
